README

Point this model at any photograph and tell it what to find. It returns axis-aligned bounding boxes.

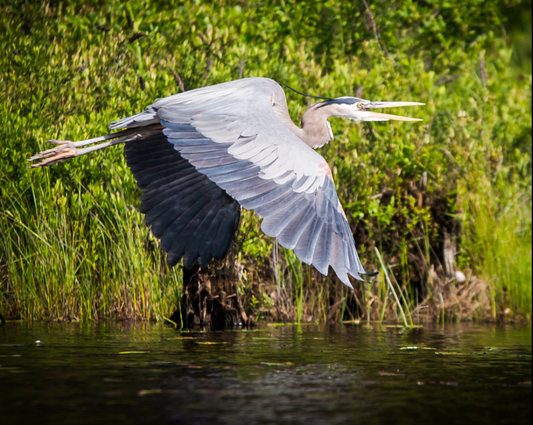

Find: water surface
[1,322,531,424]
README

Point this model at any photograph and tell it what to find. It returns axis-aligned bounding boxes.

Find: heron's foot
[28,140,79,168]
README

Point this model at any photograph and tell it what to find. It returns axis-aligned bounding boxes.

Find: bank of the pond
[0,1,531,322]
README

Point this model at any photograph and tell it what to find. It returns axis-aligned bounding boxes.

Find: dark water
[0,322,531,425]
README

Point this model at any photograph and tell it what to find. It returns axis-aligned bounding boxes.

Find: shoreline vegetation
[1,1,531,324]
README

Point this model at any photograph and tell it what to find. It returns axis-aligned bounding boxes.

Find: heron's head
[316,97,424,122]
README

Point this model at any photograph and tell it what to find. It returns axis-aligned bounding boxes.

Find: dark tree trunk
[169,256,255,329]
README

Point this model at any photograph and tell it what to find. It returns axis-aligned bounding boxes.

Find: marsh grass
[0,0,531,322]
[463,189,532,321]
[0,174,181,320]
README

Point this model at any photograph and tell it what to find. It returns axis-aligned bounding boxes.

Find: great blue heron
[29,78,423,288]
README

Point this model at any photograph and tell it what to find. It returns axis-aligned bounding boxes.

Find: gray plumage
[29,77,423,288]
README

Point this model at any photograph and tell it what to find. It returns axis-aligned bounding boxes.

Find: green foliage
[0,0,530,321]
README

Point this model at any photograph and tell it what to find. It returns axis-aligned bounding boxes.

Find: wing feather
[147,179,215,233]
[138,162,191,189]
[162,187,222,254]
[141,173,206,217]
[254,189,303,217]
[238,180,294,210]
[276,201,316,249]
[261,196,310,238]
[124,130,240,268]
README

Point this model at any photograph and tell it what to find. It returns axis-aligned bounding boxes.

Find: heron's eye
[357,102,363,108]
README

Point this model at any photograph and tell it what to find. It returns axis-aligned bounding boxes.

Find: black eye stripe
[316,97,361,109]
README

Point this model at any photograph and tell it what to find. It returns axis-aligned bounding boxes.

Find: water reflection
[0,322,531,425]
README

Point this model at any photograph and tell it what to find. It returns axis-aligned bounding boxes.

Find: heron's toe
[28,143,79,167]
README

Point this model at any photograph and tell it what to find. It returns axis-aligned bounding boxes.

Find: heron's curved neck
[299,104,336,149]
[275,102,335,149]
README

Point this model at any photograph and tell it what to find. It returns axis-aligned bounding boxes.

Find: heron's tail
[109,107,159,130]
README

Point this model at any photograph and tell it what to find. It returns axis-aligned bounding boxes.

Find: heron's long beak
[364,101,424,122]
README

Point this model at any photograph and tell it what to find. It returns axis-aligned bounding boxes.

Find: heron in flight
[29,78,423,288]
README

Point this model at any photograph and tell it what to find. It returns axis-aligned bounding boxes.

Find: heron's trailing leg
[28,125,164,168]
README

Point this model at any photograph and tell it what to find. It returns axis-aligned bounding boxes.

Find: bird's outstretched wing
[113,78,366,287]
[123,130,241,269]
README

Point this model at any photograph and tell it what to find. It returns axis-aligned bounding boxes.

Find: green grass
[463,185,532,321]
[0,173,182,320]
[0,0,531,322]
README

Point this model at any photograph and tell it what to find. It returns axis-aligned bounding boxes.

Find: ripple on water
[0,322,531,425]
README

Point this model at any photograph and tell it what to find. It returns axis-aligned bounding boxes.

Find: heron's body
[29,77,422,288]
